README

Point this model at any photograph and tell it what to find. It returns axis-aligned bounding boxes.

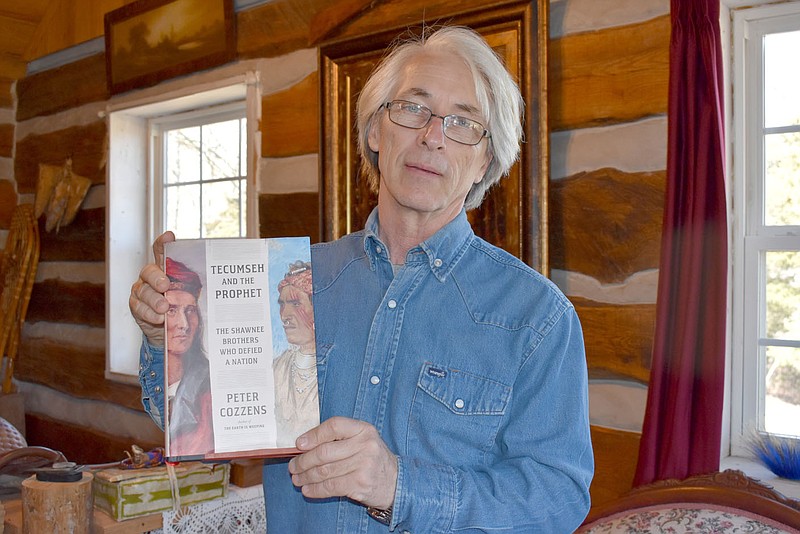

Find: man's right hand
[129,231,176,347]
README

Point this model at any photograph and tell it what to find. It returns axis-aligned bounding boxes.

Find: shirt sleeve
[139,337,166,430]
[389,307,594,533]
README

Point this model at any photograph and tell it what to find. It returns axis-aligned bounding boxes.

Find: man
[163,257,214,457]
[131,26,593,532]
[272,261,319,447]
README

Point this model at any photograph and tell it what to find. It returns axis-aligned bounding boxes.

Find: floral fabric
[578,504,799,533]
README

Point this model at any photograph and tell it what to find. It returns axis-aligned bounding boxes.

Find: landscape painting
[105,0,235,94]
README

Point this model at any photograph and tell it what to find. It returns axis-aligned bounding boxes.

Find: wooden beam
[262,71,319,158]
[26,412,161,465]
[27,279,105,327]
[308,0,384,46]
[549,168,665,285]
[549,15,670,130]
[37,207,105,262]
[18,335,144,412]
[573,296,655,385]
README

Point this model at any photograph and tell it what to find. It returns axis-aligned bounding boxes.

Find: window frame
[727,1,800,458]
[105,73,261,382]
[150,101,248,239]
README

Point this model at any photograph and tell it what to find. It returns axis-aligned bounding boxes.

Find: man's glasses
[382,100,490,146]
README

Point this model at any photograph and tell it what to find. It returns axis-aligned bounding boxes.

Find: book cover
[163,237,319,461]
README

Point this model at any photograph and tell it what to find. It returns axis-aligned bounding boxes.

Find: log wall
[3,0,670,509]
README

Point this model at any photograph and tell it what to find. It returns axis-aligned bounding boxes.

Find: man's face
[368,50,492,225]
[278,285,315,352]
[166,290,199,356]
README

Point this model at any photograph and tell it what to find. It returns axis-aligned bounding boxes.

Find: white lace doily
[155,484,266,534]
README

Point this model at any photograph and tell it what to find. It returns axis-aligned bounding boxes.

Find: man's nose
[421,115,445,149]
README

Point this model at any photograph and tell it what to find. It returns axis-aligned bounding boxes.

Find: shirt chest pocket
[407,362,512,460]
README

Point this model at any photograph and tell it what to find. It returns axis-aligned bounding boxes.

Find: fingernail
[296,436,307,449]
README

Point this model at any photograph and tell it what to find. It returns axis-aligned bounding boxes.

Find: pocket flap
[417,362,511,416]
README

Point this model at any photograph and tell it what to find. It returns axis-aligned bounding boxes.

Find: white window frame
[105,73,262,382]
[727,1,800,459]
[150,102,248,238]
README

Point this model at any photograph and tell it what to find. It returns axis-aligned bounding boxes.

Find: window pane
[764,345,800,438]
[202,119,241,181]
[202,180,244,238]
[764,30,800,129]
[166,127,201,184]
[765,251,800,340]
[167,183,201,238]
[764,132,800,226]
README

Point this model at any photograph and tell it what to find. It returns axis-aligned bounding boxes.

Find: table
[2,484,265,533]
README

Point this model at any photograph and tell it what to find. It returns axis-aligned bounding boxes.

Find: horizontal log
[17,335,142,412]
[0,123,13,158]
[328,0,522,43]
[27,279,105,327]
[550,168,665,284]
[262,71,319,158]
[26,413,161,465]
[15,120,107,194]
[15,54,108,122]
[573,296,654,384]
[0,180,16,228]
[37,207,105,262]
[590,425,641,508]
[0,80,11,109]
[549,15,669,131]
[236,1,313,59]
[259,192,320,243]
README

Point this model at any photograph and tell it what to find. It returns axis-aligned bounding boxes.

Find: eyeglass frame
[381,100,491,146]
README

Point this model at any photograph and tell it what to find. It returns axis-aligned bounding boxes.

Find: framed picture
[104,0,236,95]
[319,0,550,273]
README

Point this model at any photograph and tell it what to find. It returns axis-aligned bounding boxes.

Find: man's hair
[356,25,524,211]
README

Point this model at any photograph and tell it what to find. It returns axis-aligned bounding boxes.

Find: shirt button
[388,299,397,309]
[433,258,443,268]
[376,246,382,254]
[455,398,465,409]
[150,371,157,378]
[155,386,162,393]
[370,376,380,385]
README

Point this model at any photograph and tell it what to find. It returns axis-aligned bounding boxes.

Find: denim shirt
[140,208,593,533]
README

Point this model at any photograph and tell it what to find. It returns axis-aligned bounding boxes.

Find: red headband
[278,264,313,296]
[166,257,202,298]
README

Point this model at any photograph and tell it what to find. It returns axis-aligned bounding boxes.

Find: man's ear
[368,120,381,152]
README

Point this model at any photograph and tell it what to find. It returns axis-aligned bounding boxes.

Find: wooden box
[92,462,229,521]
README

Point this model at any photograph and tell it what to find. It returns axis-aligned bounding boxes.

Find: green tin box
[93,462,230,521]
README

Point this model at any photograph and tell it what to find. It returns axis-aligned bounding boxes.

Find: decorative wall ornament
[34,159,91,233]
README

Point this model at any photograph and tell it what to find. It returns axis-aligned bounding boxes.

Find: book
[163,237,319,461]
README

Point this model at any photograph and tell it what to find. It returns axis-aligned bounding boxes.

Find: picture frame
[104,0,236,95]
[319,0,549,273]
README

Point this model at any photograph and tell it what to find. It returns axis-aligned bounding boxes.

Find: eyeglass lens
[385,101,488,145]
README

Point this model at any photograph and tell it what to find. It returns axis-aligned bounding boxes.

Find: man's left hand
[288,416,398,510]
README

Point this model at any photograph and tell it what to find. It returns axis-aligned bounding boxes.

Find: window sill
[720,456,800,501]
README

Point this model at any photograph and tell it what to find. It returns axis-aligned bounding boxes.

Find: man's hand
[128,231,176,346]
[288,417,398,510]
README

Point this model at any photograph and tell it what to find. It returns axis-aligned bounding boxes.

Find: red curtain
[633,0,728,486]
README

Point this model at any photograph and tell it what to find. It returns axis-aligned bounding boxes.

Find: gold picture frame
[319,1,549,272]
[104,0,236,95]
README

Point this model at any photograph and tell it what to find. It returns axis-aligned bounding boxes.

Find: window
[152,103,248,238]
[106,77,260,380]
[729,2,800,457]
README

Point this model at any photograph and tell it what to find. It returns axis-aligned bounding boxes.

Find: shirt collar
[362,207,474,281]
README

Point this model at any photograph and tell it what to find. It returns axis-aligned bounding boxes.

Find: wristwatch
[366,505,393,525]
